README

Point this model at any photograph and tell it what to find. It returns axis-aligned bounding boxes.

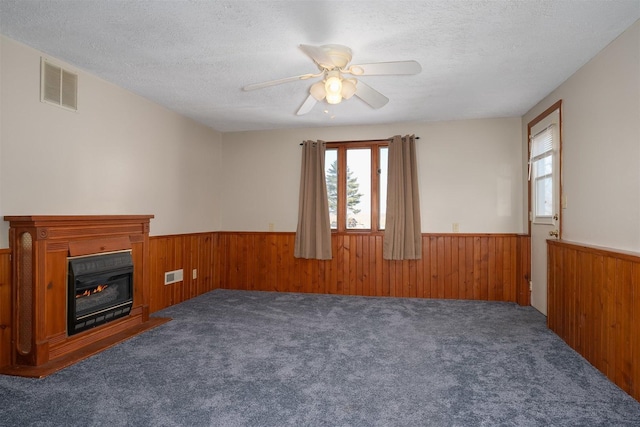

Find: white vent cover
[41,58,78,111]
[164,269,184,285]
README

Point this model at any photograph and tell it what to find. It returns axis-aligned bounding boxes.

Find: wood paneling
[149,232,530,312]
[149,233,218,312]
[548,239,640,402]
[218,233,529,302]
[0,249,11,369]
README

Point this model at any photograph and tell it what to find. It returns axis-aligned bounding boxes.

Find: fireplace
[2,215,170,376]
[67,251,134,335]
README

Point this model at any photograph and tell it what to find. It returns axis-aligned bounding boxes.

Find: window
[325,140,388,232]
[530,125,555,223]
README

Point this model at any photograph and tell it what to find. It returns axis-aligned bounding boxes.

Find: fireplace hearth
[67,251,134,335]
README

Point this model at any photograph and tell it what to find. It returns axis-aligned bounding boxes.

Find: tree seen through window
[326,160,363,227]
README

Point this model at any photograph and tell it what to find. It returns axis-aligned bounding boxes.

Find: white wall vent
[164,269,184,285]
[40,58,78,111]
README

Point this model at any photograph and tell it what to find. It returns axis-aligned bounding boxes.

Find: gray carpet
[1,289,639,426]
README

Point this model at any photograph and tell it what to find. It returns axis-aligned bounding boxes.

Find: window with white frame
[530,125,555,222]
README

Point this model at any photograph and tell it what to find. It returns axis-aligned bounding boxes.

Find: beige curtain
[294,140,332,260]
[383,135,422,260]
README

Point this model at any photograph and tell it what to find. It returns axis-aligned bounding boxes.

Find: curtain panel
[294,140,332,260]
[383,135,422,260]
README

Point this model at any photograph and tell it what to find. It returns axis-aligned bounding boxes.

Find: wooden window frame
[326,139,389,234]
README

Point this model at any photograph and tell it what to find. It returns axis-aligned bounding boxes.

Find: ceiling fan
[242,44,422,115]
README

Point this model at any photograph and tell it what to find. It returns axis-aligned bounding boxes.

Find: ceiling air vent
[41,58,78,111]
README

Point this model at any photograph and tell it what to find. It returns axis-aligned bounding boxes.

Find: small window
[325,140,388,232]
[530,125,555,223]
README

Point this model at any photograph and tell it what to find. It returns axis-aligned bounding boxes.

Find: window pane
[535,176,553,216]
[346,149,371,229]
[533,154,553,218]
[379,147,388,230]
[534,155,552,176]
[325,149,338,229]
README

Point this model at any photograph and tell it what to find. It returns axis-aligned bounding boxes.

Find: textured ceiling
[1,1,639,132]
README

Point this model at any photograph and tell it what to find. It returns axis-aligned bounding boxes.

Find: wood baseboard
[0,317,170,378]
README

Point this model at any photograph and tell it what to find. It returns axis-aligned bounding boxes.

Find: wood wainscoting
[219,233,531,303]
[149,232,531,312]
[548,239,640,402]
[149,233,219,312]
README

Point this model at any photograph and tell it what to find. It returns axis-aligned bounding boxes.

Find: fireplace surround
[1,215,169,377]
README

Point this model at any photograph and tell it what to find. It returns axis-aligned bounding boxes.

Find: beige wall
[221,117,524,233]
[0,36,223,248]
[523,20,640,252]
[13,16,635,246]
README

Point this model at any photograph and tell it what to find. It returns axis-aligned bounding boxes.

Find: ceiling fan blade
[348,60,422,76]
[243,73,319,91]
[354,81,389,109]
[296,94,318,115]
[299,44,336,69]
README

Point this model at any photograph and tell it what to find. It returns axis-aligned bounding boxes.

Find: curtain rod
[300,136,420,146]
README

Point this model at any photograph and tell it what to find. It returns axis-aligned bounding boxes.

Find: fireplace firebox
[67,251,134,335]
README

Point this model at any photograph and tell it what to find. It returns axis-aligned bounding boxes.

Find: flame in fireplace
[76,284,109,299]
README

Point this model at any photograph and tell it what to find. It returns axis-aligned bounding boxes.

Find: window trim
[326,140,389,234]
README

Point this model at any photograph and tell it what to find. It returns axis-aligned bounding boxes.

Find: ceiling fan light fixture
[324,70,343,104]
[325,92,342,104]
[245,43,421,115]
[325,70,342,95]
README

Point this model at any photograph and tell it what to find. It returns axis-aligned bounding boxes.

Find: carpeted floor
[1,289,639,426]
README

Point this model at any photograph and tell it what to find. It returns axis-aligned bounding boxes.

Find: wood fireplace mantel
[1,215,170,377]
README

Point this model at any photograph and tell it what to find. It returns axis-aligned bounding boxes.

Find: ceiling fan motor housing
[321,44,353,69]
